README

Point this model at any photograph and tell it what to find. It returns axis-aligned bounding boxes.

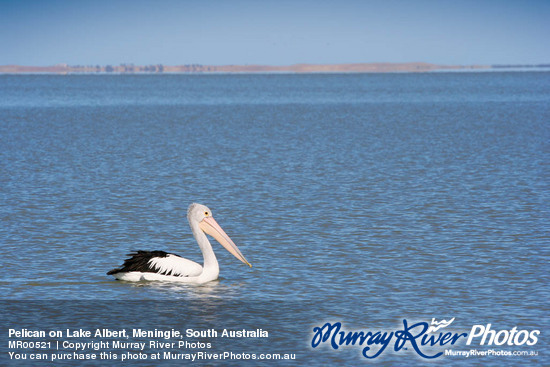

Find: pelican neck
[189,219,219,272]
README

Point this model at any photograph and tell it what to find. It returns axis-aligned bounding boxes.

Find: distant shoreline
[0,62,548,74]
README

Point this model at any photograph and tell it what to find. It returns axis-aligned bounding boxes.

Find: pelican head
[188,203,251,267]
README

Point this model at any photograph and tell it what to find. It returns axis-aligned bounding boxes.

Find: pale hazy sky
[1,0,549,66]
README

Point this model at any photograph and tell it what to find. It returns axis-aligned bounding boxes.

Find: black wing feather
[107,250,175,275]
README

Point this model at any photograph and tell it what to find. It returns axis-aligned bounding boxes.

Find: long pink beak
[199,216,251,267]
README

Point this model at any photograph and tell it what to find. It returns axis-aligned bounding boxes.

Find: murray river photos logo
[311,318,540,360]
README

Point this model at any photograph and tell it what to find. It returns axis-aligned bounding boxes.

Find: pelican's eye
[204,211,209,216]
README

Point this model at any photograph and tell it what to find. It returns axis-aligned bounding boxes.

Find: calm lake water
[1,73,548,365]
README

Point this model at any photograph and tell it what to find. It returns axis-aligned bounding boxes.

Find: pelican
[107,203,251,283]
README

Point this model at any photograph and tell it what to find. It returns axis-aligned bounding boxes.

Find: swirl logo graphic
[426,318,455,333]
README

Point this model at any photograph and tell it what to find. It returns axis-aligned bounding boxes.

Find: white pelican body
[107,203,251,284]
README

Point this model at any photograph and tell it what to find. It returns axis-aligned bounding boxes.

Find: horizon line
[1,62,549,75]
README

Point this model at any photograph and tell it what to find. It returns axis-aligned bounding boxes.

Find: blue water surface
[0,73,548,366]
